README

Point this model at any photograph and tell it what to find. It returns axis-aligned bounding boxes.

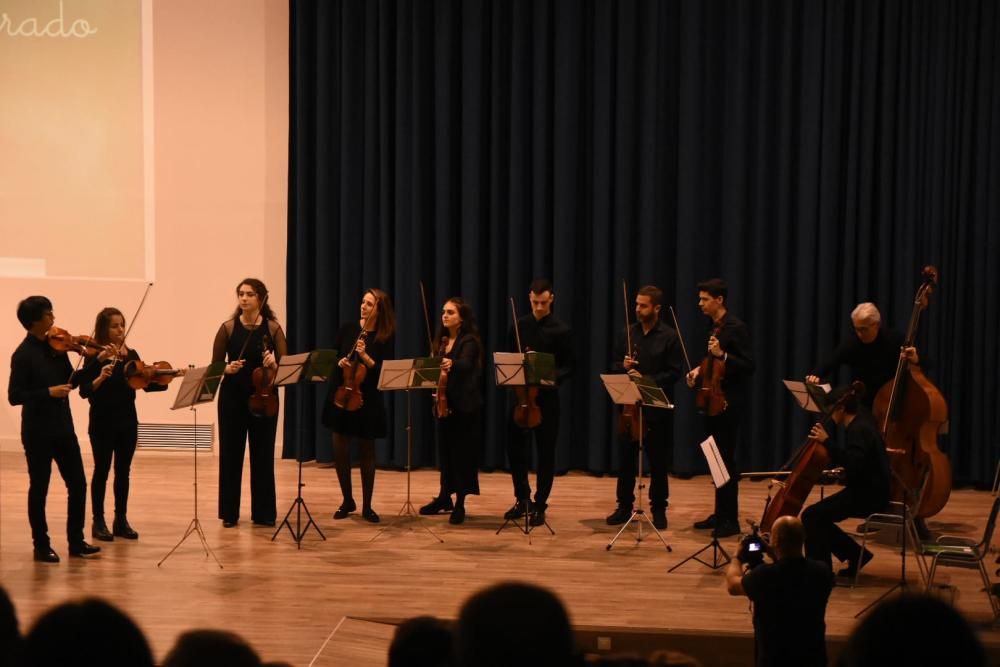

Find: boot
[91,516,113,542]
[113,515,139,540]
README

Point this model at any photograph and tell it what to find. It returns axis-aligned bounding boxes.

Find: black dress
[437,333,482,496]
[321,323,394,439]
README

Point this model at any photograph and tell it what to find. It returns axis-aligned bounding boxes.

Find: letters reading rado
[1,1,98,39]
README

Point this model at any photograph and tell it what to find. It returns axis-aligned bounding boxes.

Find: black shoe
[503,500,530,520]
[449,506,466,525]
[419,496,454,515]
[529,509,547,527]
[92,519,114,542]
[69,541,101,557]
[855,521,880,534]
[837,549,874,578]
[222,519,239,528]
[113,517,139,539]
[252,519,275,527]
[33,547,59,563]
[362,508,380,524]
[606,506,632,525]
[652,509,668,530]
[694,514,717,530]
[333,499,357,520]
[712,520,740,538]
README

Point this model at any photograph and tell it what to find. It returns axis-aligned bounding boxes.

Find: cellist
[605,285,683,531]
[686,278,754,538]
[321,289,395,524]
[801,384,890,577]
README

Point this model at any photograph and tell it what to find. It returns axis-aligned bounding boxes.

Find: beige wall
[0,0,289,451]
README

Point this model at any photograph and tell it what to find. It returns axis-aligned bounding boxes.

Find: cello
[510,297,542,429]
[873,266,951,518]
[759,382,865,534]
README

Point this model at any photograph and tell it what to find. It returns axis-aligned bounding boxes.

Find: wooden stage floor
[1,449,998,666]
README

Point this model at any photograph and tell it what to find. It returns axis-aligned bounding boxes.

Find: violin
[873,266,951,518]
[433,335,451,419]
[695,324,727,416]
[617,280,646,442]
[510,297,542,429]
[759,382,865,533]
[249,333,279,418]
[47,327,104,357]
[124,359,182,390]
[333,297,379,411]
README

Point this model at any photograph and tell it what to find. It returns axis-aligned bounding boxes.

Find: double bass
[873,266,951,518]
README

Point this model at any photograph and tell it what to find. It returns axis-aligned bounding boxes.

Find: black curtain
[285,0,1000,487]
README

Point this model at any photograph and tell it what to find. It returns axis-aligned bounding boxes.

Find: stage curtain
[285,0,1000,487]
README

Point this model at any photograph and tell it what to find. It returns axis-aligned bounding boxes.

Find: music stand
[370,357,444,543]
[601,373,673,552]
[783,380,831,413]
[158,362,226,568]
[271,349,337,548]
[669,435,733,571]
[494,352,557,541]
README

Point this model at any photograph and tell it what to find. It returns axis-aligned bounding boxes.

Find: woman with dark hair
[322,289,396,523]
[419,297,483,525]
[79,307,172,541]
[212,278,287,527]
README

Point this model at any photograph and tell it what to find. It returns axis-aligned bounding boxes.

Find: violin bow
[235,293,270,363]
[669,305,694,372]
[419,281,435,356]
[510,297,524,354]
[112,282,154,369]
[348,291,380,360]
[622,279,633,361]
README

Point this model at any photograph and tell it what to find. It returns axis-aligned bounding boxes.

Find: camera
[738,524,767,568]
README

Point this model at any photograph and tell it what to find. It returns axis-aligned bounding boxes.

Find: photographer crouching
[725,516,833,667]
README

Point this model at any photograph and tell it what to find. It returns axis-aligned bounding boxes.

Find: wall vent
[137,423,214,451]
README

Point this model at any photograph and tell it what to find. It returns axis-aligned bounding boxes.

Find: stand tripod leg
[668,536,731,572]
[273,451,326,547]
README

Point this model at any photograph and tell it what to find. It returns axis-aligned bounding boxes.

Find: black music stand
[158,362,226,568]
[601,373,673,552]
[271,349,337,548]
[370,357,445,543]
[669,435,733,571]
[494,351,557,542]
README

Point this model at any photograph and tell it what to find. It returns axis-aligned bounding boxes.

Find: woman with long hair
[212,278,287,527]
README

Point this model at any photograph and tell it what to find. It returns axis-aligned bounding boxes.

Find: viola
[695,325,727,416]
[47,327,103,357]
[509,297,542,429]
[333,330,368,411]
[124,359,182,390]
[248,334,279,418]
[433,336,450,419]
[617,344,645,441]
[873,266,951,518]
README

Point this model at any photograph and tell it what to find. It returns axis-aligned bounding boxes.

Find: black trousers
[89,424,138,520]
[437,409,481,498]
[23,433,87,550]
[615,411,673,512]
[706,408,741,523]
[506,391,559,509]
[802,487,885,570]
[218,393,277,523]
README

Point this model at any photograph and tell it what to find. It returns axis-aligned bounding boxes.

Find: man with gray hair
[805,302,918,409]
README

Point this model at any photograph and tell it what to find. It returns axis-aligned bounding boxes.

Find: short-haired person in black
[7,297,101,563]
[686,279,754,538]
[78,307,175,542]
[212,278,287,528]
[502,279,573,527]
[605,285,684,530]
[726,516,833,667]
[419,297,483,525]
[322,289,395,523]
[801,384,890,576]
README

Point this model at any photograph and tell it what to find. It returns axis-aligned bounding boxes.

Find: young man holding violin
[606,285,684,531]
[502,279,573,528]
[686,278,754,539]
[7,296,101,563]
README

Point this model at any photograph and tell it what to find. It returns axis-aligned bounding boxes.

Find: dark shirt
[831,410,891,506]
[703,313,755,411]
[811,328,904,407]
[506,313,573,388]
[742,556,834,667]
[212,318,288,398]
[613,319,684,402]
[327,322,394,399]
[78,348,166,432]
[443,333,482,414]
[7,334,78,440]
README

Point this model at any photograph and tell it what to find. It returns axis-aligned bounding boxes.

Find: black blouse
[442,333,482,414]
[78,348,166,432]
[212,318,288,398]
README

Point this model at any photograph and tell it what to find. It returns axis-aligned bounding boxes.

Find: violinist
[212,278,287,528]
[605,285,684,531]
[7,296,100,562]
[419,298,483,525]
[805,303,919,411]
[78,307,175,541]
[686,278,754,538]
[801,384,890,576]
[321,289,395,523]
[502,279,573,527]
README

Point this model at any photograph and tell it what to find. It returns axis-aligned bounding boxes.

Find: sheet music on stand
[274,349,337,386]
[699,435,730,489]
[599,373,673,410]
[494,351,556,387]
[171,362,226,410]
[782,380,831,413]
